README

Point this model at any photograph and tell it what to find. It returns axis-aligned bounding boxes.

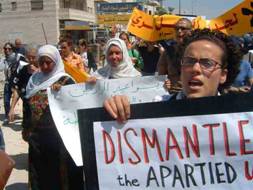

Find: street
[0,72,28,190]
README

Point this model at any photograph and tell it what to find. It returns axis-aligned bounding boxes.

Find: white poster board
[93,111,253,189]
[48,76,168,166]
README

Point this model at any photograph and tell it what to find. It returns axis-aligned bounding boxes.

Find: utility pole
[179,0,181,15]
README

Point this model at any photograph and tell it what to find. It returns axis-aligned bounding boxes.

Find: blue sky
[163,0,243,19]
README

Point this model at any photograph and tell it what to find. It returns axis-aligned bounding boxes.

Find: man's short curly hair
[178,28,242,90]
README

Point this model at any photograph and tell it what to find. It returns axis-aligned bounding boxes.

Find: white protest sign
[48,76,168,166]
[93,112,253,189]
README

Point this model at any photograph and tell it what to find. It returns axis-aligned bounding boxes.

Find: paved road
[0,81,29,190]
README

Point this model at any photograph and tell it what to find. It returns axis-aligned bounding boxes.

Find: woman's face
[120,34,129,46]
[26,49,38,67]
[181,40,227,98]
[107,45,123,67]
[4,44,13,56]
[39,56,55,74]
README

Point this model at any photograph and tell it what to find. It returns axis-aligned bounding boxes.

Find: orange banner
[127,0,253,41]
[209,0,253,35]
[127,8,182,41]
[63,61,90,83]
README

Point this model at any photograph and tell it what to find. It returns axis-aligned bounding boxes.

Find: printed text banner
[48,76,167,166]
[78,93,253,190]
[94,112,253,189]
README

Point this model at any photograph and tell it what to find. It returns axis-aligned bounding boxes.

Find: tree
[168,7,175,14]
[155,6,168,15]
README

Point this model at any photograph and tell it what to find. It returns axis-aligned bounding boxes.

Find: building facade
[0,0,96,45]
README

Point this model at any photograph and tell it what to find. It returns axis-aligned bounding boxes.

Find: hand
[131,58,137,65]
[238,86,251,93]
[163,79,171,91]
[51,83,62,91]
[8,108,15,122]
[224,86,251,94]
[103,95,130,124]
[87,76,97,84]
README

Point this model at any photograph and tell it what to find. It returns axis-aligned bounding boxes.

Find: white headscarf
[25,44,71,98]
[94,38,141,79]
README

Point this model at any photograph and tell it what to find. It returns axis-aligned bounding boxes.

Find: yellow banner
[127,0,253,41]
[209,0,253,35]
[97,14,131,25]
[192,16,208,29]
[127,8,181,41]
[63,61,90,83]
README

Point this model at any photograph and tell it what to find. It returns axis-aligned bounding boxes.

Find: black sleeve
[57,76,75,86]
[22,99,32,129]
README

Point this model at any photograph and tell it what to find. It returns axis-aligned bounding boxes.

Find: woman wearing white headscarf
[23,45,83,190]
[94,38,141,79]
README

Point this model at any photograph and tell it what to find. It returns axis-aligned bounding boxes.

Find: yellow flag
[153,14,181,40]
[127,8,156,41]
[63,61,90,83]
[127,8,183,41]
[192,16,208,29]
[209,0,253,35]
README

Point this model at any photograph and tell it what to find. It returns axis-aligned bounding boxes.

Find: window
[11,2,17,11]
[31,0,43,10]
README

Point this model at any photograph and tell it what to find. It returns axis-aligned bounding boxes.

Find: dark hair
[79,39,87,47]
[179,28,241,89]
[3,42,14,51]
[59,37,73,47]
[119,31,130,43]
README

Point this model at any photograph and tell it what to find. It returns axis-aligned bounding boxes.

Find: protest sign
[48,75,167,166]
[78,93,253,190]
[128,0,252,41]
[127,8,181,41]
[209,0,253,36]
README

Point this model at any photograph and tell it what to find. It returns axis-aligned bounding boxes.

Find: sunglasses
[4,47,12,50]
[175,26,191,31]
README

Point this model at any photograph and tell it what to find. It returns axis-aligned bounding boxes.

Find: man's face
[60,42,71,57]
[175,20,192,44]
[15,39,22,48]
[181,40,227,98]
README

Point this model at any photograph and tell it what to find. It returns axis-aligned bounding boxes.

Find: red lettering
[183,124,200,158]
[117,131,124,164]
[102,130,115,164]
[244,161,253,180]
[141,128,164,163]
[238,120,253,155]
[222,122,236,156]
[165,128,183,160]
[124,128,141,165]
[203,123,220,155]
